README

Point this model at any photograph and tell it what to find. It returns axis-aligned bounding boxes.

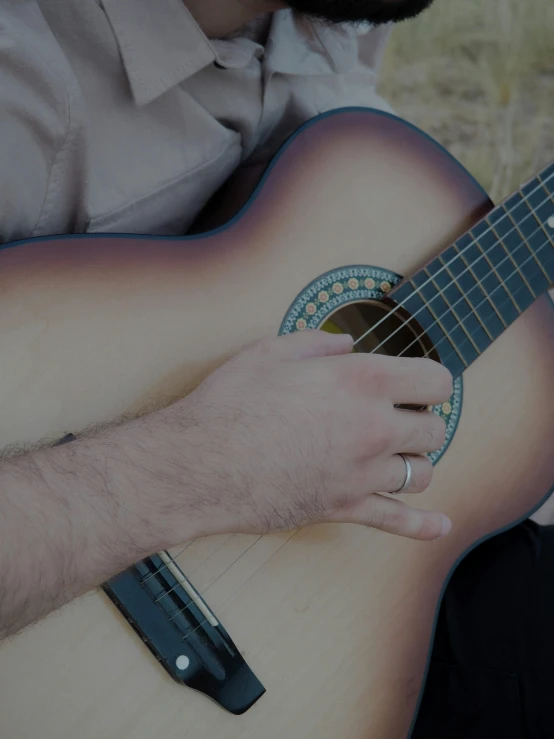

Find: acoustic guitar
[0,107,553,739]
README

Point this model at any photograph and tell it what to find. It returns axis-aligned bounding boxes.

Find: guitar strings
[352,170,554,349]
[148,258,549,641]
[154,533,264,604]
[140,541,196,584]
[159,261,551,640]
[171,530,299,628]
[141,535,236,588]
[158,219,554,623]
[156,253,550,620]
[163,534,235,586]
[398,235,553,362]
[367,217,553,356]
[141,173,554,588]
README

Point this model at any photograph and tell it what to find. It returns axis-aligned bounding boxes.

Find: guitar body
[0,108,553,739]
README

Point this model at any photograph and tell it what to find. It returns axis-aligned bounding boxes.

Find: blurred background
[379,0,554,203]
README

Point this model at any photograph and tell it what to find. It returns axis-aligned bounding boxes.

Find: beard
[287,0,435,25]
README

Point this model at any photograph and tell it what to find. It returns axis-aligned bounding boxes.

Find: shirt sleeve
[0,1,87,243]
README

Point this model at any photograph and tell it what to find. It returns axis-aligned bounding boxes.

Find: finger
[386,356,453,406]
[393,409,446,455]
[330,353,452,406]
[327,494,452,541]
[369,453,434,495]
[249,330,353,362]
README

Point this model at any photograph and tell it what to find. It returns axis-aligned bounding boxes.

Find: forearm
[0,420,188,640]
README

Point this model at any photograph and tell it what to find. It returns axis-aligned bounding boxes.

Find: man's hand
[0,329,452,639]
[130,330,453,545]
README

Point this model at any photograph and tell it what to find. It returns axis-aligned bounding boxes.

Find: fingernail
[440,515,452,537]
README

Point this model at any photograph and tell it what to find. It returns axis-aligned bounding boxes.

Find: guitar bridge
[53,432,264,714]
[53,432,264,713]
[103,554,265,714]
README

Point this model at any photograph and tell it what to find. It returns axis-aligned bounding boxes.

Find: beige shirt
[1,0,393,242]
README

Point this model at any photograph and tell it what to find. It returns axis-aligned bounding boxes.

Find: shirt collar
[101,0,239,107]
[101,0,364,108]
[264,11,362,77]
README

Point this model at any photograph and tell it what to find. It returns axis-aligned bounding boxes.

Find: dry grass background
[379,0,554,203]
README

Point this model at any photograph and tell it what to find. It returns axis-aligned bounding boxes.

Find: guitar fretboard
[390,162,554,377]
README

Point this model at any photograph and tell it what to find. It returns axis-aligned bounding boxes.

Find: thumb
[325,494,452,541]
[253,329,354,362]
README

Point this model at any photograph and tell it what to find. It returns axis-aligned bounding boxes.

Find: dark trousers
[412,520,554,739]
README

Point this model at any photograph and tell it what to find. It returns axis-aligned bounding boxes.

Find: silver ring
[393,454,413,493]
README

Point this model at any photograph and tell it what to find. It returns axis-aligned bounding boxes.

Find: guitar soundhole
[280,266,462,463]
[321,300,439,411]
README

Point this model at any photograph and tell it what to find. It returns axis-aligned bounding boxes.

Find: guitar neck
[390,162,554,378]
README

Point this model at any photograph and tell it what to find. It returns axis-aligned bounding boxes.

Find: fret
[536,167,554,233]
[493,201,537,298]
[387,164,554,379]
[515,180,553,287]
[433,248,491,354]
[461,219,521,326]
[502,191,549,294]
[390,279,466,377]
[519,176,554,283]
[450,236,505,338]
[535,165,554,282]
[481,208,535,313]
[409,257,479,367]
[538,161,554,207]
[443,246,493,342]
[454,233,507,330]
[415,268,479,359]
